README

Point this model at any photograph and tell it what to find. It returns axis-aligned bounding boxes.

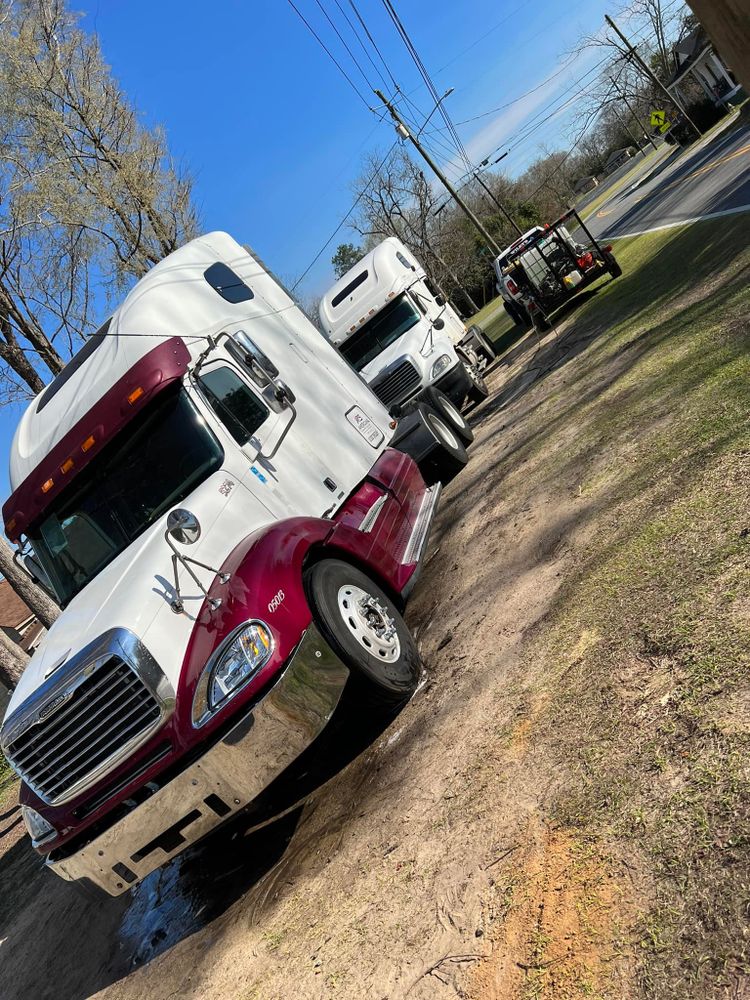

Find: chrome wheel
[426,412,460,451]
[337,585,401,661]
[439,396,464,428]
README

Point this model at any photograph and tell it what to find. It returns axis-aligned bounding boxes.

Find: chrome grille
[371,360,421,408]
[5,656,162,804]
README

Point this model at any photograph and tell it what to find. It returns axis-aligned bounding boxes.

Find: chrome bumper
[47,624,349,896]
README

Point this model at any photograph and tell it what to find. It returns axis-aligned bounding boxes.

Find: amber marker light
[41,478,54,493]
[60,458,74,474]
[6,518,16,534]
[81,435,96,452]
[127,386,144,405]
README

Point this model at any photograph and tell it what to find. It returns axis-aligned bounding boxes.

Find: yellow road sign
[650,110,666,128]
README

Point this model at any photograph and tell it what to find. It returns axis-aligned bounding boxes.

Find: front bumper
[47,624,349,895]
[432,362,472,406]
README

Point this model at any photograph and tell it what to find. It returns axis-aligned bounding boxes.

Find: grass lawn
[503,214,750,997]
[470,295,528,359]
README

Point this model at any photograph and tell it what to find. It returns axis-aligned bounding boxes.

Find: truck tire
[504,301,529,328]
[504,301,520,325]
[306,559,422,706]
[419,406,469,485]
[464,325,496,366]
[420,386,474,446]
[603,250,622,279]
[465,365,489,406]
[531,308,551,334]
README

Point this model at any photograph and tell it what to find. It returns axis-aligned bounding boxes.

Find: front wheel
[306,560,422,706]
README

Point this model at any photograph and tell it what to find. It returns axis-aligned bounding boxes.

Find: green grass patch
[469,295,528,359]
[504,216,750,997]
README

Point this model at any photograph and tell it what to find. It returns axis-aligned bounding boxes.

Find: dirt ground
[1,220,747,1000]
[0,329,638,1000]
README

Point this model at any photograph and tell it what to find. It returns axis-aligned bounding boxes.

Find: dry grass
[510,216,750,997]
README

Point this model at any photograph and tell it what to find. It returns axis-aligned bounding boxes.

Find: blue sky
[75,0,617,296]
[1,0,646,498]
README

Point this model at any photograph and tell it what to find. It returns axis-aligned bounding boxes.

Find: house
[666,26,742,108]
[0,578,45,709]
[604,147,635,175]
[573,175,599,195]
[0,579,45,655]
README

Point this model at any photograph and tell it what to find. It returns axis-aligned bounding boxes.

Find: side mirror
[274,380,296,406]
[166,509,201,545]
[229,331,279,385]
[433,318,445,331]
[435,295,445,307]
[14,548,57,601]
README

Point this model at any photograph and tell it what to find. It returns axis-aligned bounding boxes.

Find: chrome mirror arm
[164,527,230,615]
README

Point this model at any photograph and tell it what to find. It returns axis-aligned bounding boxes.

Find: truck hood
[4,472,270,721]
[360,333,457,385]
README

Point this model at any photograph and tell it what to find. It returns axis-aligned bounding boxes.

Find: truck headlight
[193,621,274,725]
[20,805,55,844]
[431,354,452,379]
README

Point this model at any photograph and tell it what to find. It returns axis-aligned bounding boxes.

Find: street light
[415,87,455,138]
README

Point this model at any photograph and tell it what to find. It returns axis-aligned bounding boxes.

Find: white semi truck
[0,232,465,896]
[319,237,495,417]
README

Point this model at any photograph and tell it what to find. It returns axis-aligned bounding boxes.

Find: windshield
[27,386,223,606]
[339,294,421,372]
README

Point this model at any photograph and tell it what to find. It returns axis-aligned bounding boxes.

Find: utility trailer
[494,208,622,333]
[0,232,467,896]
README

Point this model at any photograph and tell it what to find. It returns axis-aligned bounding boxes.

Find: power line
[291,142,399,292]
[331,0,390,93]
[380,0,473,171]
[447,53,611,130]
[286,0,373,110]
[312,0,376,93]
[346,0,400,93]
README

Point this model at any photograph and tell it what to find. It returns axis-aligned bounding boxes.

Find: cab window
[198,366,269,446]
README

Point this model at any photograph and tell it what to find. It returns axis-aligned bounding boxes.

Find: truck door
[194,357,338,518]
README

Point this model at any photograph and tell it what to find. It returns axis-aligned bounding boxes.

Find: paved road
[586,119,750,240]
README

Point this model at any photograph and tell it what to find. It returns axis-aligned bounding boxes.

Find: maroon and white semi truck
[0,232,467,895]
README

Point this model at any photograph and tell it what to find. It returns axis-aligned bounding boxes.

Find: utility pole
[605,15,702,140]
[609,76,659,152]
[612,106,647,156]
[472,172,523,236]
[375,89,503,257]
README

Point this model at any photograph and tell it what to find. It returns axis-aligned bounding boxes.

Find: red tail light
[506,278,519,295]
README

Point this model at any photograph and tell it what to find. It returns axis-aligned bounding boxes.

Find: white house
[666,27,742,108]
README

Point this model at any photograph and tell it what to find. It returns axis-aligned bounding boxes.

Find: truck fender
[176,509,423,732]
[176,517,333,733]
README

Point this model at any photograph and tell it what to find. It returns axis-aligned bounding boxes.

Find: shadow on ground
[0,685,405,1000]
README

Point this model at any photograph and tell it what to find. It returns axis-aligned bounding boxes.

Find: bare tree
[0,627,28,689]
[0,0,198,402]
[0,0,200,672]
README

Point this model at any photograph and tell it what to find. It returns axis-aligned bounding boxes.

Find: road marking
[662,142,750,192]
[595,138,750,220]
[605,203,750,240]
